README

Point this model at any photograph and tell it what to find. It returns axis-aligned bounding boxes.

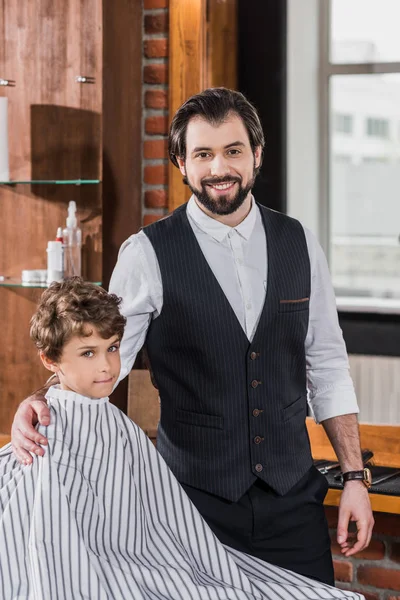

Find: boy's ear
[40,352,59,374]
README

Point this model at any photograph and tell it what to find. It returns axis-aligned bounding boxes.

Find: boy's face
[42,326,121,399]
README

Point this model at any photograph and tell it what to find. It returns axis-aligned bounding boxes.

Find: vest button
[254,436,264,444]
[255,463,263,473]
[250,352,258,360]
[251,380,260,389]
[252,409,260,417]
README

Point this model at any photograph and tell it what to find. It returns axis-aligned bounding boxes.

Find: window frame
[319,0,400,319]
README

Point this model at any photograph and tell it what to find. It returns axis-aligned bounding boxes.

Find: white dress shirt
[109,196,359,423]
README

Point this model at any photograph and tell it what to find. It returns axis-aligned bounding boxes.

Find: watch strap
[342,470,365,483]
[341,468,372,488]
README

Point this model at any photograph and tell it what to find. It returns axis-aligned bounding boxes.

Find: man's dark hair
[168,87,265,169]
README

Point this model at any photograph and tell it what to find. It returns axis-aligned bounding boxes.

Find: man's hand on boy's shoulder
[11,392,50,465]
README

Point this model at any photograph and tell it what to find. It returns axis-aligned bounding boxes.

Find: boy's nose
[98,355,111,372]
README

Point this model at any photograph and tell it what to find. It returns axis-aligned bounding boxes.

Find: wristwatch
[341,468,372,489]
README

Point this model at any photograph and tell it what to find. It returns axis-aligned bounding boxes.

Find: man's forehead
[185,114,250,149]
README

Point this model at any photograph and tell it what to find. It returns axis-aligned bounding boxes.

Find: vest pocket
[176,408,224,430]
[278,298,310,313]
[283,395,307,422]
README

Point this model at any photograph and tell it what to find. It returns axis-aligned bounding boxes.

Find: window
[320,0,400,308]
[330,0,400,64]
[362,156,389,164]
[366,118,390,138]
[334,113,353,134]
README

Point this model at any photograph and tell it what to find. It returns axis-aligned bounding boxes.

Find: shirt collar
[186,195,257,242]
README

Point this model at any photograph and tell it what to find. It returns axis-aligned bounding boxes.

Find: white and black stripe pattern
[0,386,364,600]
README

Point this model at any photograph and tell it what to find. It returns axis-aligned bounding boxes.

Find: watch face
[363,467,372,489]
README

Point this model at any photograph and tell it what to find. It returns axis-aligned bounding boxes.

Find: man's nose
[210,154,230,177]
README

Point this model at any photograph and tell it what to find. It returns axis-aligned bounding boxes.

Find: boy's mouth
[94,377,114,384]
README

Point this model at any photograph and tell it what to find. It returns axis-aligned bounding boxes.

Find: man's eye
[227,149,240,155]
[196,152,210,159]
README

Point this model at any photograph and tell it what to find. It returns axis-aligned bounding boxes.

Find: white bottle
[46,241,63,285]
[62,201,82,277]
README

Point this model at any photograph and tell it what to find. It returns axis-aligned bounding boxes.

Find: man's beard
[187,171,256,216]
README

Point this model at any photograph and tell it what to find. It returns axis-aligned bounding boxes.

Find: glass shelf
[0,179,101,185]
[0,278,102,289]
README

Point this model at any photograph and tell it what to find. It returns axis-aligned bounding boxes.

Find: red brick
[331,536,385,560]
[144,139,168,159]
[144,164,167,185]
[145,190,168,209]
[352,590,380,600]
[143,213,165,226]
[325,506,339,529]
[353,539,386,560]
[373,513,400,537]
[145,89,168,109]
[391,542,400,563]
[144,39,168,58]
[358,566,400,591]
[144,0,168,7]
[145,116,168,135]
[144,13,168,34]
[331,537,343,557]
[144,64,168,85]
[333,560,353,583]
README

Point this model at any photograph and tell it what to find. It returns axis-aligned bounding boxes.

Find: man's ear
[40,352,59,374]
[176,156,186,178]
[254,145,262,170]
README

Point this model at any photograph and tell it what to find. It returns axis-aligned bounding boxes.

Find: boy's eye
[82,350,94,358]
[108,344,120,353]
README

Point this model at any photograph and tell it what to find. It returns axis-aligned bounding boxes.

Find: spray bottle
[62,201,82,277]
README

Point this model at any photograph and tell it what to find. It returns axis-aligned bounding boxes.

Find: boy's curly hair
[30,277,126,361]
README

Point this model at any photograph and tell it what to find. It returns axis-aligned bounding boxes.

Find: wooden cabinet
[0,0,142,436]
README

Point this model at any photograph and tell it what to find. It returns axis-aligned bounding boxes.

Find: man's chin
[195,194,247,216]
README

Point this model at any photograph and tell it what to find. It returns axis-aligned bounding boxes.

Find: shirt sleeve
[304,227,359,423]
[109,232,162,388]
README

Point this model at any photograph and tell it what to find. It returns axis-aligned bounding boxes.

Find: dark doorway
[237,0,287,213]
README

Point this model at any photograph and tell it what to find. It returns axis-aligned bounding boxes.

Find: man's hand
[11,393,51,465]
[337,480,374,557]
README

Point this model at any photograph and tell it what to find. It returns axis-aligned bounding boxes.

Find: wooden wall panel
[168,0,208,211]
[0,0,103,433]
[168,0,238,212]
[207,0,237,90]
[102,0,143,413]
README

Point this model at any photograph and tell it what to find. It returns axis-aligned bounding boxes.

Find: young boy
[0,278,363,600]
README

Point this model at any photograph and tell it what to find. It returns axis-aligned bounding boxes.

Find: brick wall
[143,0,170,226]
[326,507,400,598]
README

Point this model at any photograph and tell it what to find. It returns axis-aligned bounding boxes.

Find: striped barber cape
[0,386,363,600]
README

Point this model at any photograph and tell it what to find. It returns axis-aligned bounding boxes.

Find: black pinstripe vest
[144,203,313,501]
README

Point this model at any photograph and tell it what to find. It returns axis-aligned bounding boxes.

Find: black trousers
[182,465,334,586]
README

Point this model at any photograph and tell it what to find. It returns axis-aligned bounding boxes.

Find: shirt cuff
[309,386,359,424]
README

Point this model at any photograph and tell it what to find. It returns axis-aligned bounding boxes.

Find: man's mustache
[201,176,242,186]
